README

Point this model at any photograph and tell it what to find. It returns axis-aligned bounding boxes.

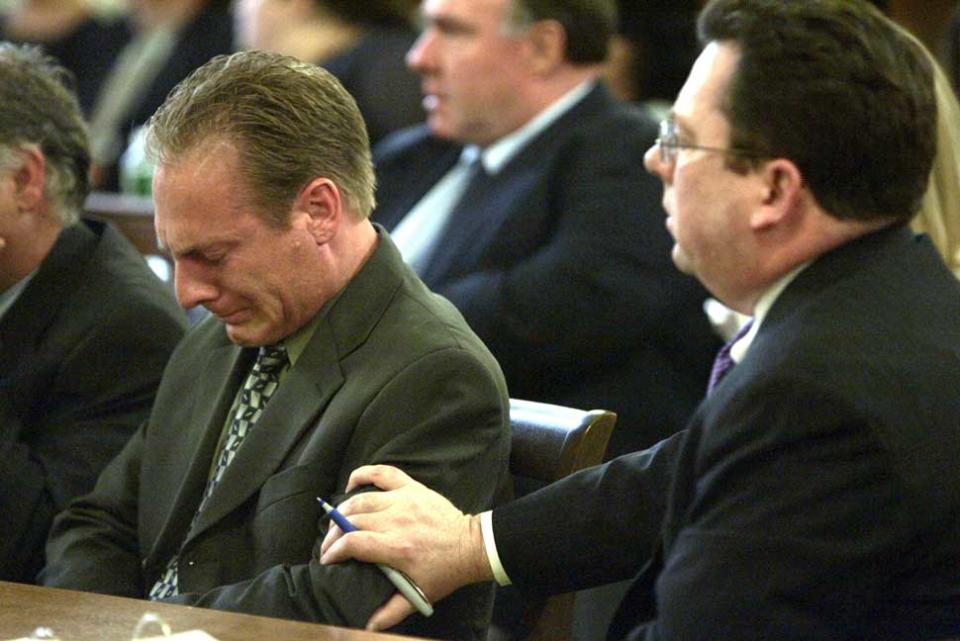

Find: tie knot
[255,344,288,376]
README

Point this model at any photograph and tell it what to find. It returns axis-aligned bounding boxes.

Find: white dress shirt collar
[471,79,596,175]
[729,261,811,364]
[0,270,37,322]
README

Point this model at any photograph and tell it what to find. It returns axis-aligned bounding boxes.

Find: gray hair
[0,44,90,225]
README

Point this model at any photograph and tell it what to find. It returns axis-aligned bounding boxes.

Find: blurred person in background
[88,0,233,191]
[234,0,423,145]
[374,0,719,461]
[0,43,186,584]
[0,0,128,115]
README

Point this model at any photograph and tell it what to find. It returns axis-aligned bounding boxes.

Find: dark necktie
[707,321,753,394]
[442,155,491,237]
[148,344,289,599]
[420,155,492,283]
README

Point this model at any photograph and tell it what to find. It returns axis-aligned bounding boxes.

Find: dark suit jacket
[0,219,186,583]
[323,27,424,146]
[373,83,719,455]
[41,229,511,641]
[492,227,960,639]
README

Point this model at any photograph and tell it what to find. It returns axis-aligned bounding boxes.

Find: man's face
[407,0,533,145]
[154,140,326,347]
[643,42,760,303]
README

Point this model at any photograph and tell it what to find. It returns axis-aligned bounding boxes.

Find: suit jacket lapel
[187,331,342,539]
[146,336,251,564]
[419,164,542,286]
[0,223,96,382]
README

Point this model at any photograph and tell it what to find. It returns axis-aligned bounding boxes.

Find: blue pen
[318,497,434,617]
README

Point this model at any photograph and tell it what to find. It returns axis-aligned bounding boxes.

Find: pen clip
[396,568,430,603]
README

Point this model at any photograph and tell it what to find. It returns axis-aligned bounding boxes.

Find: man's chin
[670,246,695,276]
[225,322,265,347]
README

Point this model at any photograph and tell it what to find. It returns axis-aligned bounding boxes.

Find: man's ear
[12,145,46,212]
[525,19,566,74]
[292,177,342,244]
[750,158,804,231]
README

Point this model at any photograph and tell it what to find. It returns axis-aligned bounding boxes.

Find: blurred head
[643,0,936,311]
[128,0,220,32]
[407,0,615,145]
[148,51,376,345]
[0,43,89,226]
[234,0,415,52]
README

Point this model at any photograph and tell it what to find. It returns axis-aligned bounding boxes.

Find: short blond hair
[147,50,375,224]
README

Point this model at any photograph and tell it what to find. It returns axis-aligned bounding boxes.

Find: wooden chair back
[501,399,616,641]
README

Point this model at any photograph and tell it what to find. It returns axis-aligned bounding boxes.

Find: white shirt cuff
[479,510,512,586]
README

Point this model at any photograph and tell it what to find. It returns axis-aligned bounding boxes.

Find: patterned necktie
[148,344,288,600]
[707,321,752,395]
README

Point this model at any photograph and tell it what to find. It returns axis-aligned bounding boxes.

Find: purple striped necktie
[707,321,753,394]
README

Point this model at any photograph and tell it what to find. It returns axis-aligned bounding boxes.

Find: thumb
[366,593,416,632]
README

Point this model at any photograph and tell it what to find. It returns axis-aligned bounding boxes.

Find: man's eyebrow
[167,240,231,260]
[422,14,474,34]
[671,112,696,140]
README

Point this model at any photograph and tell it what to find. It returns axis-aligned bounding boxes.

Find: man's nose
[173,261,218,311]
[406,29,436,74]
[644,143,672,182]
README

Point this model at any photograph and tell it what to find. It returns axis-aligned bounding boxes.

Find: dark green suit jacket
[42,228,510,641]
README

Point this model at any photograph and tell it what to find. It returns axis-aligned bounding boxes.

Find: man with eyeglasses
[318,1,960,638]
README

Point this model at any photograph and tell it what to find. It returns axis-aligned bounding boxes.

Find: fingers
[320,528,388,565]
[366,593,415,632]
[346,464,414,493]
[319,521,342,556]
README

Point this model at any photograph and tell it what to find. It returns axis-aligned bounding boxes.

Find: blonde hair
[896,25,960,277]
[147,50,375,224]
[911,61,960,277]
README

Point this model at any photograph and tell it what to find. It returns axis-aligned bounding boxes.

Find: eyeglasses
[655,118,761,165]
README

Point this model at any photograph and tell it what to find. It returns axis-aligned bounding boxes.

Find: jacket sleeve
[492,431,684,596]
[3,294,184,583]
[164,347,509,640]
[40,419,151,595]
